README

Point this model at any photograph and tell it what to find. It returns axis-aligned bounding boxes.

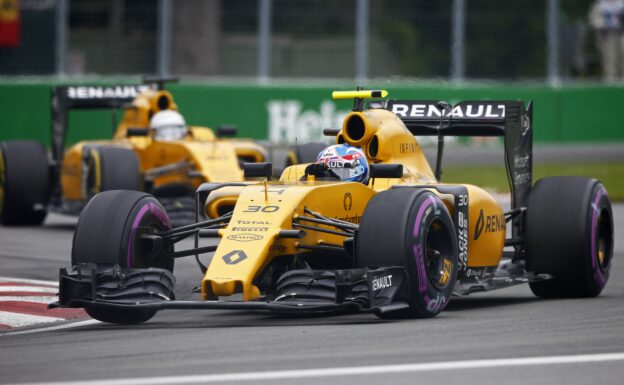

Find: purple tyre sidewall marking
[591,187,607,289]
[126,202,171,268]
[411,195,450,313]
[412,196,435,294]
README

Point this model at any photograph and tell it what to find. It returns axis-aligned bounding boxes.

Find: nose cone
[200,184,305,301]
[202,233,274,301]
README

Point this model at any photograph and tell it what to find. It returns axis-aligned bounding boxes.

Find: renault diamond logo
[343,192,353,211]
[222,250,248,265]
[474,209,484,240]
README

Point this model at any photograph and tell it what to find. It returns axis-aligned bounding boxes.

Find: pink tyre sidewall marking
[591,187,608,289]
[411,195,450,313]
[126,202,171,268]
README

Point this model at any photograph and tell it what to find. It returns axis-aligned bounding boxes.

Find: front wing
[50,264,411,315]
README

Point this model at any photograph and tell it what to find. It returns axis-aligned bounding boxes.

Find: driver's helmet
[316,144,369,184]
[149,110,188,141]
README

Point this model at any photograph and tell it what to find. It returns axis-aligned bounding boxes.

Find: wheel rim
[129,202,173,269]
[596,206,613,273]
[134,221,172,268]
[424,218,454,290]
[86,150,101,196]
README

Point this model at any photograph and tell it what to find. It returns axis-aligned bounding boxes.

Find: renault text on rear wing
[57,85,152,109]
[386,100,513,136]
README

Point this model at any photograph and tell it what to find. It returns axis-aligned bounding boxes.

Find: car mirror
[217,125,237,138]
[126,127,150,137]
[244,162,273,179]
[370,164,403,178]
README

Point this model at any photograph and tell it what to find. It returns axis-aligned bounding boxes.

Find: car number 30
[243,205,280,213]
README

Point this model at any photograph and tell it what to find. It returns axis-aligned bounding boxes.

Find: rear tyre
[72,190,174,324]
[0,141,50,226]
[356,189,458,318]
[85,146,142,198]
[525,177,613,298]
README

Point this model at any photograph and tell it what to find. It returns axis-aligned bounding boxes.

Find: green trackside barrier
[0,81,623,146]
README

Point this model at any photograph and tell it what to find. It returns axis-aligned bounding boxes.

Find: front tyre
[525,177,613,298]
[356,189,458,318]
[72,190,174,324]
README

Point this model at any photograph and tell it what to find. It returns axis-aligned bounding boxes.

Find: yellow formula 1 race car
[54,90,614,324]
[0,78,305,227]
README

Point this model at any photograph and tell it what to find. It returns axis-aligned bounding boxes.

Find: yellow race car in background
[0,78,322,226]
[55,90,614,324]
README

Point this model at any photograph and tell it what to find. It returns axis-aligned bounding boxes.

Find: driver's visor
[320,158,356,180]
[153,125,187,141]
[328,166,356,180]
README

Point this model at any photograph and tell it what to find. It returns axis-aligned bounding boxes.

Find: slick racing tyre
[356,188,458,318]
[72,190,174,324]
[525,177,613,298]
[0,141,51,226]
[85,146,142,199]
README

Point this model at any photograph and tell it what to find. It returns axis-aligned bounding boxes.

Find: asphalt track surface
[0,205,623,385]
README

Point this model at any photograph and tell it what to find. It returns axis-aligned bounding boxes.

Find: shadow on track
[57,295,546,332]
[62,312,389,332]
[43,223,76,231]
[445,295,539,312]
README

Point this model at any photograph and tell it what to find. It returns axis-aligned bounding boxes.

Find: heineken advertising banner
[0,81,623,145]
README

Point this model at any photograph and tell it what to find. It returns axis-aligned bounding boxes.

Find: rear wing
[50,77,178,168]
[386,99,533,233]
[387,100,509,136]
[50,84,153,166]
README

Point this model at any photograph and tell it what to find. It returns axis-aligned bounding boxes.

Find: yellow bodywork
[203,181,375,300]
[60,89,266,202]
[201,92,506,301]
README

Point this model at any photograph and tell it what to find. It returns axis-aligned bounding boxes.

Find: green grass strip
[442,162,624,201]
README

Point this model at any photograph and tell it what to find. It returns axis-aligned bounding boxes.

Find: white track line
[0,277,59,287]
[0,286,58,293]
[0,311,64,328]
[0,319,99,337]
[0,296,57,304]
[11,352,624,385]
